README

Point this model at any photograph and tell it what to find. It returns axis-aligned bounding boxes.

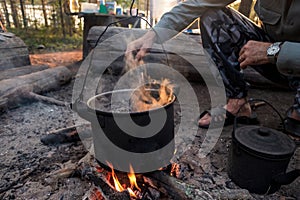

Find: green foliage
[8,27,83,54]
[115,0,136,9]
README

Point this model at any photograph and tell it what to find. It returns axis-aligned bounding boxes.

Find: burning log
[0,66,72,112]
[83,186,109,200]
[145,171,192,199]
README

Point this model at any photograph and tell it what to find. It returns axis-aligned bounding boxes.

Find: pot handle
[71,99,105,128]
[71,98,95,122]
[233,98,285,133]
[270,169,300,191]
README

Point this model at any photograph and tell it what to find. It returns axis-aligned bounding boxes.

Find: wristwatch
[267,42,282,64]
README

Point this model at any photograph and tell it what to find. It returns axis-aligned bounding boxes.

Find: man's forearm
[154,0,235,32]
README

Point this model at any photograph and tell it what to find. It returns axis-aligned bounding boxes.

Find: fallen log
[0,65,49,81]
[0,66,72,112]
[0,32,31,70]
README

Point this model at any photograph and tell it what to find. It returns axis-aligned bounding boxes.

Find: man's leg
[200,7,290,97]
[199,7,289,126]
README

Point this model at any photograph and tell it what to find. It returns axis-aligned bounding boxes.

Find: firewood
[0,66,72,112]
[145,171,254,200]
[145,171,192,199]
[82,186,108,200]
[0,65,49,81]
[40,124,92,145]
[27,92,67,106]
[85,170,130,200]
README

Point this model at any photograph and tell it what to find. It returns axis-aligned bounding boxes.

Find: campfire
[81,158,183,200]
[106,162,141,198]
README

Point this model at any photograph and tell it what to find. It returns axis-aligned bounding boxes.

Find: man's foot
[290,109,300,121]
[284,106,300,140]
[198,98,252,127]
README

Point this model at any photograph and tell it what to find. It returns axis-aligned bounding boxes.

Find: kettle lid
[234,126,296,159]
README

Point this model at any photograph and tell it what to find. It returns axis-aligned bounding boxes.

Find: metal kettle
[227,99,300,194]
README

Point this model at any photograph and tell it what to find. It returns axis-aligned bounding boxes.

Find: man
[126,0,300,136]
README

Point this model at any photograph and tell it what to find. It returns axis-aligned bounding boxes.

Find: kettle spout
[272,169,300,186]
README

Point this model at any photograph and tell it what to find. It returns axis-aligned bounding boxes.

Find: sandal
[284,105,300,138]
[198,106,259,129]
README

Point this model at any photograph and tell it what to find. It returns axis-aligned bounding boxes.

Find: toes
[198,113,211,125]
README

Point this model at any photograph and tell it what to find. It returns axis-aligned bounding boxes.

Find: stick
[28,92,68,106]
[40,124,92,145]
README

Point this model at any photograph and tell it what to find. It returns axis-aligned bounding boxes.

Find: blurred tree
[115,0,132,9]
[19,0,28,28]
[0,0,10,28]
[41,0,49,27]
[58,0,66,37]
[9,0,20,28]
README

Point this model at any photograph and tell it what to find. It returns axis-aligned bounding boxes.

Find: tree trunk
[1,0,11,28]
[0,66,72,111]
[19,0,27,28]
[238,0,253,17]
[41,0,49,27]
[58,0,66,38]
[9,0,19,28]
[0,65,49,81]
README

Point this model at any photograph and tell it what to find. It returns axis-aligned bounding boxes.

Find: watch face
[267,44,280,55]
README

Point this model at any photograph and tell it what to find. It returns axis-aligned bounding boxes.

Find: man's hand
[125,30,156,63]
[238,40,272,69]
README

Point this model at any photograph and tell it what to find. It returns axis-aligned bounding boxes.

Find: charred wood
[145,171,253,200]
[40,124,92,145]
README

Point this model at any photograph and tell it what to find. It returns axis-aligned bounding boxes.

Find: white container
[81,2,98,13]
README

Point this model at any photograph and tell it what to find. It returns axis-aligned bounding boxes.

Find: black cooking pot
[72,89,176,172]
[228,99,300,194]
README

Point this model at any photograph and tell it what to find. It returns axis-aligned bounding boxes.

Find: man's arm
[277,42,300,77]
[126,0,235,61]
[155,0,235,32]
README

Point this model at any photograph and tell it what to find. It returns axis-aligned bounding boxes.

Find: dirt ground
[29,51,83,68]
[0,51,299,199]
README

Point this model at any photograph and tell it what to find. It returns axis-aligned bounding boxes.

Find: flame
[131,78,175,112]
[128,165,141,191]
[106,162,141,198]
[124,56,175,113]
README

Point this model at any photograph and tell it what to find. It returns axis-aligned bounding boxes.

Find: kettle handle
[233,98,285,133]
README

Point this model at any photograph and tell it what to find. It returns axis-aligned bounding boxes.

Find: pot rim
[86,88,176,116]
